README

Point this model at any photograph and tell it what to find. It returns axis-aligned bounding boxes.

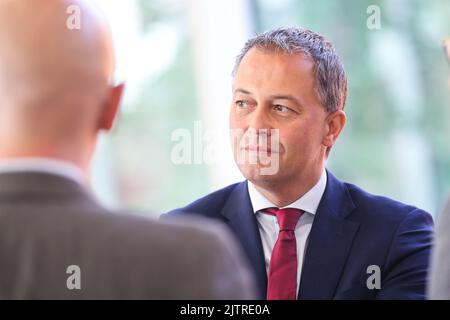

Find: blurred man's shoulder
[102,208,256,299]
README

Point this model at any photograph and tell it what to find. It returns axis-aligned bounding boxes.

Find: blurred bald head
[0,0,123,174]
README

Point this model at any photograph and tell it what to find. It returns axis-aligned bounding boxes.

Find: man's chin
[238,164,280,184]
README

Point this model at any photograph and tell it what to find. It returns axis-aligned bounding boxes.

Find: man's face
[230,47,330,186]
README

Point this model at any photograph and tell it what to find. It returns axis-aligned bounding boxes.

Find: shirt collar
[0,157,85,185]
[247,168,327,215]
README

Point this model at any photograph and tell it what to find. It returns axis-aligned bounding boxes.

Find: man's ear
[99,83,125,131]
[323,110,346,149]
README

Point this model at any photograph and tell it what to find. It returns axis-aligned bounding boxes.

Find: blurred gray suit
[0,171,256,299]
[429,196,450,299]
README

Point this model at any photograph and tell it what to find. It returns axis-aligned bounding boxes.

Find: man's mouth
[241,145,278,154]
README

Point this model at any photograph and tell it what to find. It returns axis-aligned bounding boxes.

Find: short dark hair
[233,27,348,113]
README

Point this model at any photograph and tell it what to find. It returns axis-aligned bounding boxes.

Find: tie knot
[264,207,303,231]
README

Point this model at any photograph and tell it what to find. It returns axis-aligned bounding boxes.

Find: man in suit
[428,38,450,300]
[0,0,255,299]
[165,27,434,299]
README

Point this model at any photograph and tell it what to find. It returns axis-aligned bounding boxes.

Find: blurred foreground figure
[0,0,255,299]
[428,38,450,300]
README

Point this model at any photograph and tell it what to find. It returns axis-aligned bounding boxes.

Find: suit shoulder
[343,181,432,224]
[88,210,234,262]
[164,181,244,218]
[87,210,252,298]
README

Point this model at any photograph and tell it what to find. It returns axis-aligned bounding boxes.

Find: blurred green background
[92,0,450,217]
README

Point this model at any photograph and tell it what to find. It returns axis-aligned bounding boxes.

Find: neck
[252,167,324,207]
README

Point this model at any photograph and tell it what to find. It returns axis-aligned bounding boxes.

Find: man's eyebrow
[233,88,253,95]
[270,94,301,106]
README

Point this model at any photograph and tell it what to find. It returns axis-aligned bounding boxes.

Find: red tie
[264,207,303,300]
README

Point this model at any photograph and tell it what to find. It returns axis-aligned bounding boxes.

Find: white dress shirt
[247,169,327,297]
[0,157,85,185]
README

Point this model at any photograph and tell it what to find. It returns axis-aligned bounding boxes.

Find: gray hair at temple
[232,27,348,113]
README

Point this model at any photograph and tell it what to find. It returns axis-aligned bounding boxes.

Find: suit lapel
[221,181,267,299]
[299,170,360,299]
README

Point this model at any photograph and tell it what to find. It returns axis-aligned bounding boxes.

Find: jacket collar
[220,170,359,299]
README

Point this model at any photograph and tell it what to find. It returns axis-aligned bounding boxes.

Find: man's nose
[248,105,272,132]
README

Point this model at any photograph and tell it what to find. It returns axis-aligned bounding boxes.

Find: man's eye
[236,100,248,108]
[273,104,290,113]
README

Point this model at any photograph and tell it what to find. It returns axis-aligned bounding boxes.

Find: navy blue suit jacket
[164,170,434,299]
